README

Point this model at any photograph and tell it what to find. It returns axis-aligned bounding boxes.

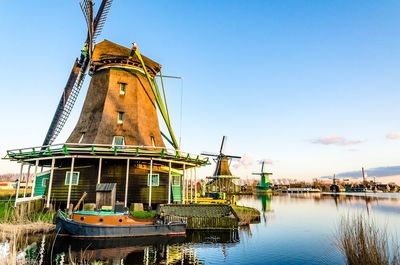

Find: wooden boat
[56,210,186,238]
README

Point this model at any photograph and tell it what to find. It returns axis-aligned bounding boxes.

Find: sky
[1,0,400,182]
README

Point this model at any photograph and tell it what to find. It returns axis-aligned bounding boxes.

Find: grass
[131,210,157,219]
[0,201,54,224]
[232,205,260,225]
[336,214,400,265]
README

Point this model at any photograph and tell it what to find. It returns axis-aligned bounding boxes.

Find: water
[3,193,400,264]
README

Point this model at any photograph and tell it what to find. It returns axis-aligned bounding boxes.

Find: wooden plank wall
[47,159,169,207]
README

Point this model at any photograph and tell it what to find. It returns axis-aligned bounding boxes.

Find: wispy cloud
[321,166,400,179]
[386,132,400,140]
[232,154,253,169]
[311,136,362,146]
[257,158,273,165]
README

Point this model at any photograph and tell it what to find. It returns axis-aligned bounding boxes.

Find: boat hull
[56,214,186,238]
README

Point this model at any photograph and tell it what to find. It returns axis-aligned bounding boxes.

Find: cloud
[232,154,253,169]
[257,158,273,165]
[386,132,400,140]
[311,136,362,146]
[321,166,400,179]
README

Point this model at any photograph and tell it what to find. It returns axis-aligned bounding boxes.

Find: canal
[2,193,400,264]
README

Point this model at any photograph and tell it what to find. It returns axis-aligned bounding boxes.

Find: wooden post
[168,161,172,204]
[190,168,193,203]
[124,159,130,208]
[30,159,39,198]
[46,158,55,209]
[186,167,189,203]
[66,157,75,209]
[97,158,102,184]
[15,163,24,207]
[194,167,197,203]
[23,164,31,197]
[182,164,186,204]
[148,159,153,208]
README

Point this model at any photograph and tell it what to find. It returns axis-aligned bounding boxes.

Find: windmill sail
[42,0,113,146]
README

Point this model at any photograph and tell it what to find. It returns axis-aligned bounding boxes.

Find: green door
[34,172,50,197]
[171,174,182,202]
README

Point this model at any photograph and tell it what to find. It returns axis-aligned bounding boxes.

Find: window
[150,136,156,147]
[65,172,80,185]
[117,112,124,124]
[147,174,159,187]
[113,136,125,146]
[119,83,126,95]
[172,175,181,186]
[41,178,49,187]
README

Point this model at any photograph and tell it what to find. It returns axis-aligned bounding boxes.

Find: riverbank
[232,205,261,225]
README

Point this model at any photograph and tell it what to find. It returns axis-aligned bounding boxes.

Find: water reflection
[3,193,400,265]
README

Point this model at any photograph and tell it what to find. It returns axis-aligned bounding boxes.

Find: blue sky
[1,1,400,181]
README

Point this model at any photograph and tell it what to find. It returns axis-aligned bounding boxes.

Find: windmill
[7,0,210,210]
[253,161,272,193]
[201,136,241,194]
[42,0,113,146]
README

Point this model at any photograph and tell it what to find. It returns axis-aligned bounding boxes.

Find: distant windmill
[202,136,241,176]
[201,136,241,194]
[253,161,272,193]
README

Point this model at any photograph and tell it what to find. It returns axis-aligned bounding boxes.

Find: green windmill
[253,161,273,194]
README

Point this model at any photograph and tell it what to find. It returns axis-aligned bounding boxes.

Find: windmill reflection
[48,230,239,264]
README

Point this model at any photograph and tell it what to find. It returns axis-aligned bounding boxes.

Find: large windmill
[42,0,113,146]
[7,1,208,210]
[202,136,241,194]
[253,161,272,193]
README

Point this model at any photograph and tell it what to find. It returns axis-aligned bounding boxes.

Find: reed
[336,214,400,265]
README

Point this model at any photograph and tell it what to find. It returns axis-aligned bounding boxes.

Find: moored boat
[56,210,186,238]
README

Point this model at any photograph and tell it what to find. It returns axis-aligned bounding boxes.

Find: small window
[113,136,125,146]
[147,174,159,187]
[150,136,156,147]
[172,175,181,186]
[41,178,49,187]
[119,83,126,95]
[117,112,124,124]
[65,172,80,185]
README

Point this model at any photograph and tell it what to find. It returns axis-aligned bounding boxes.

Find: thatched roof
[92,40,161,75]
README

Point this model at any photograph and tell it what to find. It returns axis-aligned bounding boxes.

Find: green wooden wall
[34,172,50,197]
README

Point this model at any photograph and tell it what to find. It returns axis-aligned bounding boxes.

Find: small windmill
[201,136,241,194]
[42,0,113,146]
[253,161,272,193]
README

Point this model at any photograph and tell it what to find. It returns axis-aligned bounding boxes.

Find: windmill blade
[219,136,227,154]
[261,161,264,173]
[42,60,89,146]
[92,0,113,43]
[225,155,241,159]
[42,0,113,146]
[80,0,94,56]
[79,0,91,27]
[252,173,262,175]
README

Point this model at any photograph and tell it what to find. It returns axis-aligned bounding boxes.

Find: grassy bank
[232,205,260,225]
[336,214,400,265]
[0,201,55,237]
